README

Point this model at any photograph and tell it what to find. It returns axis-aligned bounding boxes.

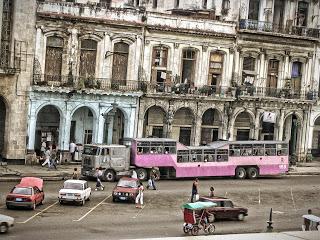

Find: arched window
[45,36,63,81]
[112,42,129,84]
[79,39,97,78]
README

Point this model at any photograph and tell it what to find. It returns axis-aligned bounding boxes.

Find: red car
[6,177,44,210]
[199,196,248,222]
[112,177,139,203]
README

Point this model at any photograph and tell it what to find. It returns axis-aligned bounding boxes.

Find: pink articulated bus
[131,139,289,179]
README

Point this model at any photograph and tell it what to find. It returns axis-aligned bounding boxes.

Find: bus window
[164,141,176,154]
[150,141,163,154]
[253,144,264,156]
[216,149,228,162]
[265,144,276,156]
[190,149,202,162]
[276,144,288,156]
[204,149,215,162]
[177,150,189,163]
[137,141,150,154]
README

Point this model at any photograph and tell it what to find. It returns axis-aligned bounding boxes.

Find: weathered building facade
[0,0,34,162]
[1,0,320,162]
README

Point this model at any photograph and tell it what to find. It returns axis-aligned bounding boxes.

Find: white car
[58,180,91,205]
[0,214,14,234]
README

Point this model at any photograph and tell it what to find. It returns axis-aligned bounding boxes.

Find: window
[291,61,302,92]
[182,49,197,85]
[152,0,157,8]
[151,46,168,86]
[223,201,233,208]
[203,149,216,162]
[266,59,279,89]
[265,144,276,156]
[216,149,228,162]
[80,39,97,78]
[175,0,180,8]
[84,130,93,144]
[276,143,288,156]
[100,0,112,8]
[208,52,223,86]
[112,42,129,84]
[45,36,63,81]
[137,141,176,154]
[297,1,308,26]
[202,0,207,9]
[242,56,256,85]
[177,150,190,163]
[248,0,260,20]
[191,149,203,162]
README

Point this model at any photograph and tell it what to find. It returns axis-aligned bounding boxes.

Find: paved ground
[0,176,319,240]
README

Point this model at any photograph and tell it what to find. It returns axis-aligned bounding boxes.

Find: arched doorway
[234,112,253,140]
[35,105,60,155]
[201,108,221,145]
[71,107,95,145]
[103,108,125,144]
[283,114,300,156]
[172,108,194,146]
[143,106,166,138]
[311,116,320,156]
[259,113,276,140]
[0,96,6,158]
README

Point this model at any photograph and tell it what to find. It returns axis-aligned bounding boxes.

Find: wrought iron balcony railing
[33,74,317,101]
[239,19,320,39]
[33,74,148,92]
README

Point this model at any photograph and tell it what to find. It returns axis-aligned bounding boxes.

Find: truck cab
[81,144,130,182]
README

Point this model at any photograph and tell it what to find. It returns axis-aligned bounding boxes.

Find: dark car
[6,177,44,210]
[199,196,248,222]
[112,177,139,203]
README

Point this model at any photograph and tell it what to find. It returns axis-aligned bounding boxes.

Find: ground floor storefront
[27,89,140,159]
[138,96,312,160]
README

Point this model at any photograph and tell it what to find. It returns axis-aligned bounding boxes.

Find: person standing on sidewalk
[69,140,76,161]
[191,178,199,203]
[42,147,51,168]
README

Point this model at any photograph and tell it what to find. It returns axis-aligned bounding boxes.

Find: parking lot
[0,175,320,240]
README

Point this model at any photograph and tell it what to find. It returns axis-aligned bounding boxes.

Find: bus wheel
[235,167,247,179]
[137,168,147,181]
[104,169,116,182]
[247,167,258,179]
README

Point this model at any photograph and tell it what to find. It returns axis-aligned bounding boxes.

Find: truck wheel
[235,167,247,179]
[104,169,116,182]
[247,167,259,179]
[137,168,147,181]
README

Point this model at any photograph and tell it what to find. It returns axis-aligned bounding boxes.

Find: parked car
[199,196,248,222]
[58,180,91,205]
[112,177,139,203]
[6,177,44,210]
[0,214,14,234]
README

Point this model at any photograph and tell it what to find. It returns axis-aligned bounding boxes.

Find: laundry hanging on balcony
[263,112,276,123]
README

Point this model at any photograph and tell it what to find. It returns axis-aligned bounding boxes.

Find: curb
[0,174,72,182]
[286,172,320,176]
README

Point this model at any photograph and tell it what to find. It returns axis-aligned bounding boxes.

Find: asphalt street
[0,175,319,240]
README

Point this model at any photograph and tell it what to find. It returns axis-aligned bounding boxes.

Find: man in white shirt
[41,147,51,168]
[69,141,76,161]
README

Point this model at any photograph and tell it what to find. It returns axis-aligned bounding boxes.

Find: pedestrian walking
[95,167,104,191]
[41,147,51,168]
[135,182,144,208]
[209,186,214,197]
[50,146,58,170]
[69,140,76,161]
[190,178,199,203]
[72,168,79,180]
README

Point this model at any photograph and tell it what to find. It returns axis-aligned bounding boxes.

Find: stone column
[254,109,262,140]
[277,109,285,140]
[106,113,114,144]
[27,113,37,151]
[194,113,202,146]
[165,105,174,138]
[96,114,105,144]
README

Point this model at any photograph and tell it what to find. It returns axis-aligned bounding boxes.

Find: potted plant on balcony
[198,85,211,95]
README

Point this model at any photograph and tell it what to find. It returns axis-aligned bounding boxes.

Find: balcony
[0,40,26,75]
[33,74,147,93]
[239,19,320,39]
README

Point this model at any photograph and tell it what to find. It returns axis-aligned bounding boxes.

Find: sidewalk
[0,163,79,181]
[0,161,320,181]
[129,231,320,240]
